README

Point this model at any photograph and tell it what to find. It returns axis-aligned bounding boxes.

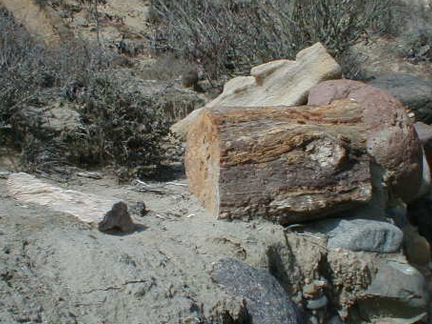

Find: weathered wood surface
[185,100,372,225]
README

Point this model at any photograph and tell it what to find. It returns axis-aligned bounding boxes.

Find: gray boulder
[368,73,432,124]
[358,260,429,323]
[211,258,304,324]
[314,217,403,253]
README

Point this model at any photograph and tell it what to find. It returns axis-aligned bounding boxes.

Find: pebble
[0,172,11,179]
[327,315,343,324]
[77,172,102,179]
[306,295,328,310]
[309,315,319,324]
[302,283,317,298]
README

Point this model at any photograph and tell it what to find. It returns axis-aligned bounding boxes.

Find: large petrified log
[185,100,372,225]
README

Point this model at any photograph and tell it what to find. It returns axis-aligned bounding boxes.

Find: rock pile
[181,42,432,323]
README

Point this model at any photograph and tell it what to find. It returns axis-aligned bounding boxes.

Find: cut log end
[186,101,372,225]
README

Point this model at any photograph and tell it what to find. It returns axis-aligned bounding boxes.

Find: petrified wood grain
[185,100,372,225]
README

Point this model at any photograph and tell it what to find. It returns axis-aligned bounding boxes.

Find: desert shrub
[150,0,394,79]
[0,9,48,149]
[138,54,192,81]
[0,9,172,179]
[63,74,172,179]
[0,8,106,147]
[397,2,432,62]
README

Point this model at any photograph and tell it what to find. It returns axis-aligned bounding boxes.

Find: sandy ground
[0,163,285,324]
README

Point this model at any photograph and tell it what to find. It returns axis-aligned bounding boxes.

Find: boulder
[186,100,372,224]
[357,260,429,323]
[367,73,432,124]
[207,42,341,108]
[313,217,404,253]
[172,42,342,139]
[211,258,304,324]
[308,80,423,203]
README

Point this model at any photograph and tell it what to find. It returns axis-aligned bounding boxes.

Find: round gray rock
[314,218,404,253]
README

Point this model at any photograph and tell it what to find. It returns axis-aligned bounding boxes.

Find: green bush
[150,0,394,79]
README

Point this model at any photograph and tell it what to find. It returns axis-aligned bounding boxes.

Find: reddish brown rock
[308,80,423,203]
[186,100,372,225]
[98,201,135,233]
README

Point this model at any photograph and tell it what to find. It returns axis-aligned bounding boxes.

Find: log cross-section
[185,100,372,225]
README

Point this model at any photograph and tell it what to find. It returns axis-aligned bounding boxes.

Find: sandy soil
[0,164,286,324]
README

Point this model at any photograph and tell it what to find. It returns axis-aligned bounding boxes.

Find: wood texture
[186,100,372,224]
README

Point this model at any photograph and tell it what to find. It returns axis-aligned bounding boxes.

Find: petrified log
[185,100,372,225]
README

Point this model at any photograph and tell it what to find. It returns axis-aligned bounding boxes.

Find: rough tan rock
[208,43,341,107]
[171,42,341,139]
[185,100,372,225]
[308,80,423,203]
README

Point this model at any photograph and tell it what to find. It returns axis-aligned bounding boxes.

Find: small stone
[308,315,319,324]
[137,201,147,217]
[0,172,11,179]
[302,283,317,298]
[306,295,328,310]
[98,202,135,233]
[419,45,430,57]
[313,279,327,288]
[327,315,343,324]
[77,172,102,179]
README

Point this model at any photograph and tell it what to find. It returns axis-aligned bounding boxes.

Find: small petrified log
[98,201,135,233]
[185,100,372,225]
